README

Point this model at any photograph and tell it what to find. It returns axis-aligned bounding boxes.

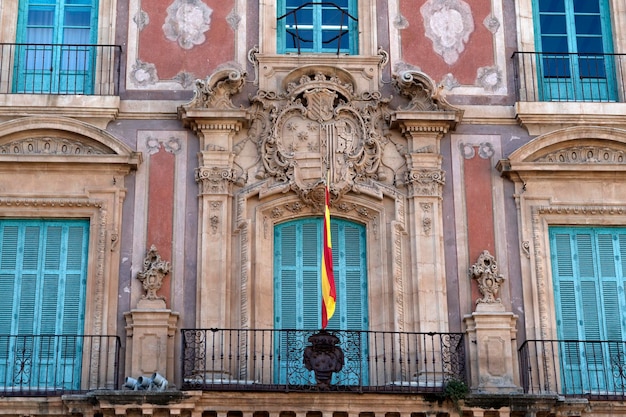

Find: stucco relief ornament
[163,0,213,50]
[137,245,171,302]
[420,0,474,65]
[470,250,505,311]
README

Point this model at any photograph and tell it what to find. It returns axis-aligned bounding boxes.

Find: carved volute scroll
[470,250,505,309]
[137,245,171,302]
[251,70,391,209]
[185,62,246,110]
[393,67,461,113]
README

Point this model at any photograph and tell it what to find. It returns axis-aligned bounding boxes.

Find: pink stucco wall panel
[138,0,235,80]
[399,0,494,84]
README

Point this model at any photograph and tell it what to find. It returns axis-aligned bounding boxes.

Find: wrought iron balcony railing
[519,339,626,399]
[512,51,626,102]
[0,334,121,396]
[0,43,122,95]
[182,328,465,393]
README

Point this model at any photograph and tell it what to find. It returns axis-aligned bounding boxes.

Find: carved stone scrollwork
[187,63,246,109]
[195,166,239,194]
[393,69,458,112]
[405,169,445,197]
[137,245,171,302]
[470,250,505,307]
[0,137,109,155]
[253,70,390,208]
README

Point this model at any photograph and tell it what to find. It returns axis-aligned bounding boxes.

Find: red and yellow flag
[321,183,336,329]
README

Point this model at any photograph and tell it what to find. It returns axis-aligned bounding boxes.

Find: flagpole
[321,170,336,329]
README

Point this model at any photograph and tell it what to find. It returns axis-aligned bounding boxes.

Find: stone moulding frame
[498,126,626,342]
[235,186,410,333]
[0,116,141,344]
[529,205,626,342]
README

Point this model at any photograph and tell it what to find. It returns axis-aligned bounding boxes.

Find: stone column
[464,251,520,393]
[125,246,179,383]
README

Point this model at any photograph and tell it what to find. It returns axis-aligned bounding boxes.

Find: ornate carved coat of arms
[252,72,388,208]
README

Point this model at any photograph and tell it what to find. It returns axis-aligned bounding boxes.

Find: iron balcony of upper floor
[512,51,626,102]
[181,328,466,393]
[0,334,121,396]
[520,339,626,399]
[0,43,122,95]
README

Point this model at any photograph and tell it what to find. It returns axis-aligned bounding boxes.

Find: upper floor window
[15,0,99,94]
[532,0,616,101]
[277,1,358,54]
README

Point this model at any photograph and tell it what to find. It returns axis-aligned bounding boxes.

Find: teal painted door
[550,227,626,394]
[0,219,89,390]
[274,218,368,385]
[277,0,358,54]
[533,0,616,101]
[14,0,99,94]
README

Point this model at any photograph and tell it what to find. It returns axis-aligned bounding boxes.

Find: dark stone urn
[303,330,344,388]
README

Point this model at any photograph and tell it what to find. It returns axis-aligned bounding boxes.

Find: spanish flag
[321,182,336,329]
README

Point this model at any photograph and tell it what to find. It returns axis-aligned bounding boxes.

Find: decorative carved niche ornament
[470,250,504,308]
[137,245,171,302]
[250,70,392,209]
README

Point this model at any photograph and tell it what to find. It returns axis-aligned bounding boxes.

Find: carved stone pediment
[534,145,626,164]
[252,71,389,208]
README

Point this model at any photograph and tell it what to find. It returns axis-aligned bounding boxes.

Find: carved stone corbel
[185,62,246,110]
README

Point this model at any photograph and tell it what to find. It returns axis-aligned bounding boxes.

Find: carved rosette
[137,245,171,301]
[253,71,389,208]
[470,250,504,306]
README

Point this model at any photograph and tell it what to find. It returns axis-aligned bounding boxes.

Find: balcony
[0,334,121,396]
[519,340,626,399]
[512,52,626,134]
[181,328,466,393]
[0,43,121,96]
[513,52,626,103]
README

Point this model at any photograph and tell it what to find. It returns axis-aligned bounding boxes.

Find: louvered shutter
[550,226,626,394]
[274,218,368,385]
[0,219,88,390]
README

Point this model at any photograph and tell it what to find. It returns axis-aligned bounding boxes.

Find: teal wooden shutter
[274,217,368,385]
[0,219,88,390]
[550,226,626,394]
[532,0,616,101]
[15,0,99,94]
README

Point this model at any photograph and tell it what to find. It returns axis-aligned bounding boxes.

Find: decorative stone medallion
[420,0,474,65]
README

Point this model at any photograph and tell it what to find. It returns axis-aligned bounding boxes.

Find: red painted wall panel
[399,0,493,84]
[138,0,235,80]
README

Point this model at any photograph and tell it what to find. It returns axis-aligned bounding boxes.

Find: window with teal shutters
[274,217,368,385]
[14,0,99,94]
[0,219,89,390]
[532,0,616,101]
[277,0,358,54]
[550,226,626,394]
